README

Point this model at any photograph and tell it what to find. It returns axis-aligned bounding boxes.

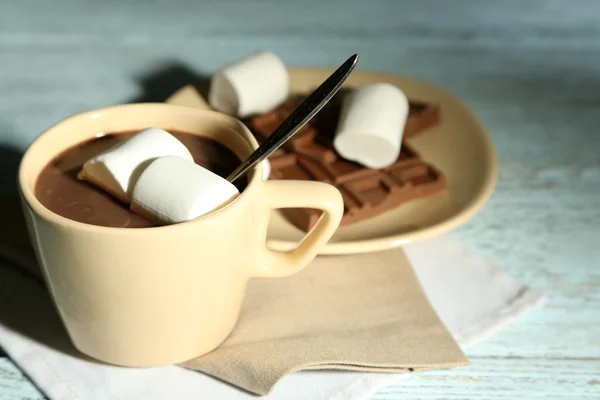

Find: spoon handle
[227,54,359,183]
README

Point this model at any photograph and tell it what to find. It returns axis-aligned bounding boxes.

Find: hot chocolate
[35,131,246,228]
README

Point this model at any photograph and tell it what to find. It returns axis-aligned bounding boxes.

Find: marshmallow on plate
[130,155,239,225]
[209,51,288,118]
[78,128,193,203]
[333,83,409,169]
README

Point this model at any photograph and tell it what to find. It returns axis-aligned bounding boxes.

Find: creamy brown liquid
[35,131,247,228]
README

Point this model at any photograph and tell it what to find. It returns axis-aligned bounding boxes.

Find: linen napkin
[0,234,545,400]
[181,249,467,393]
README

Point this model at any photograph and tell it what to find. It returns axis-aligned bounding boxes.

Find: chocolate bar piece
[405,101,441,139]
[246,96,445,231]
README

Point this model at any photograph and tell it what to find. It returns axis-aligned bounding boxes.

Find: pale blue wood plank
[375,358,600,399]
[0,358,45,399]
[0,0,599,399]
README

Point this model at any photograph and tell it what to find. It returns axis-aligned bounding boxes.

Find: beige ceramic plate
[166,68,498,255]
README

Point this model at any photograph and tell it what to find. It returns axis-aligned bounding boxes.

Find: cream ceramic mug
[18,103,344,367]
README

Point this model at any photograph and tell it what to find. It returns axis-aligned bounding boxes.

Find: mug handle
[253,180,344,278]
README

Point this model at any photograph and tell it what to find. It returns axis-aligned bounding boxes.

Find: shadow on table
[128,61,211,104]
[0,145,42,280]
[0,143,101,364]
[0,262,104,365]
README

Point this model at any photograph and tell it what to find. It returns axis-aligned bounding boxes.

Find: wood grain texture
[0,358,44,400]
[0,0,599,398]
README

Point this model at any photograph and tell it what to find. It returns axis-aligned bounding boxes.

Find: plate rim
[166,67,498,255]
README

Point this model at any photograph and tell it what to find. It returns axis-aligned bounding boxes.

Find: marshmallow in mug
[131,155,240,225]
[78,127,193,203]
[209,51,288,118]
[333,83,409,169]
[261,159,271,181]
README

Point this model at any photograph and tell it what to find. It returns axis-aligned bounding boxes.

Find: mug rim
[18,103,262,234]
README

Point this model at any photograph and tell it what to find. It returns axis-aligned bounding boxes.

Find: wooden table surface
[1,1,599,398]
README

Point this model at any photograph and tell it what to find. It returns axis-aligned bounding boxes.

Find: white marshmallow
[78,128,193,203]
[130,155,239,225]
[209,51,288,118]
[262,159,271,180]
[333,83,409,169]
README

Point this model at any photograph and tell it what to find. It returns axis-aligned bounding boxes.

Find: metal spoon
[227,54,359,183]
